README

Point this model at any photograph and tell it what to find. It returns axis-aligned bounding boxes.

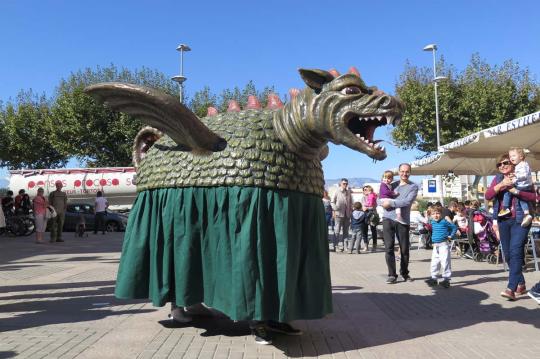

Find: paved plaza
[0,230,539,358]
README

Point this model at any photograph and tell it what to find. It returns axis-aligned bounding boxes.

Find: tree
[0,63,280,169]
[394,54,540,198]
[189,80,280,116]
[393,54,540,153]
[49,64,179,167]
[188,86,218,118]
[0,90,67,169]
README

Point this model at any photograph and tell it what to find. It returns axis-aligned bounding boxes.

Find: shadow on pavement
[331,286,362,291]
[151,286,540,356]
[0,233,124,264]
[159,316,251,337]
[0,280,154,332]
[272,286,540,356]
[0,352,16,359]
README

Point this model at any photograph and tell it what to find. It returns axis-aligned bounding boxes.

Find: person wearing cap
[48,181,68,243]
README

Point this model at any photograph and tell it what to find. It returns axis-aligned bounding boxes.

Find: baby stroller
[463,210,499,263]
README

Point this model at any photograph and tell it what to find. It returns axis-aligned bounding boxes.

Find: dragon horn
[348,66,361,77]
[227,100,241,112]
[288,88,300,99]
[246,95,262,109]
[266,94,283,109]
[207,107,218,116]
[328,68,340,78]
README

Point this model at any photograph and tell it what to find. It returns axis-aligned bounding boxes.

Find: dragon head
[275,68,404,161]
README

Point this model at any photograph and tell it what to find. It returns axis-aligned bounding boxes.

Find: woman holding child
[485,153,536,300]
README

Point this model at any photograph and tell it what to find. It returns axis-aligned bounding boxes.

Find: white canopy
[406,111,540,176]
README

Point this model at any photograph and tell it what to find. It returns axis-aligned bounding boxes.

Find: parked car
[58,203,128,232]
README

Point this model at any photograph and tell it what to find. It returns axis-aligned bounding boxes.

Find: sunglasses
[496,160,511,167]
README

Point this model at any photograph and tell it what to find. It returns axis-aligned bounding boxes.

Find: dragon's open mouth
[346,114,395,152]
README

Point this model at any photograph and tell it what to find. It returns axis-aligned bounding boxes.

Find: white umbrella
[406,111,540,176]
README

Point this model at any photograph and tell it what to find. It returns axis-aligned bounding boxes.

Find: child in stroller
[463,209,499,263]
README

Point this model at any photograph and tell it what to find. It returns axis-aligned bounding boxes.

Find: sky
[1,0,539,184]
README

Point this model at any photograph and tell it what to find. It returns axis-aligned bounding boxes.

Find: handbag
[45,205,57,220]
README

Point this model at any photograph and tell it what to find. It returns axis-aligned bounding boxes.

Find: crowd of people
[0,181,110,243]
[324,151,540,304]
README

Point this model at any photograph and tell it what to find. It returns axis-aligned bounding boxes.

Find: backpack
[368,210,380,227]
[21,195,31,214]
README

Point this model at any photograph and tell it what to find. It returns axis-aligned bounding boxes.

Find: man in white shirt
[94,191,109,235]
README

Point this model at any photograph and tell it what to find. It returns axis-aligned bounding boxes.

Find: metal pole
[180,49,184,103]
[172,44,191,105]
[430,46,444,203]
[432,48,441,151]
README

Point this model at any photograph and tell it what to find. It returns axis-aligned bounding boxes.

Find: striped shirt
[429,218,457,243]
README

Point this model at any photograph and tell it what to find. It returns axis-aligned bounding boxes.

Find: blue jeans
[498,217,530,290]
[325,212,334,230]
[502,186,530,213]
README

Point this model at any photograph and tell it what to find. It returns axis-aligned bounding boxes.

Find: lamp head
[434,76,448,82]
[171,75,187,84]
[176,44,191,52]
[423,44,437,51]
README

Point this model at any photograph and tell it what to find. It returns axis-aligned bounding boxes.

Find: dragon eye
[341,87,362,95]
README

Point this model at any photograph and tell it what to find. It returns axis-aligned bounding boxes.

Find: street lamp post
[423,43,448,203]
[172,44,191,104]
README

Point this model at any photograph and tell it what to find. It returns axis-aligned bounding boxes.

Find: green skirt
[115,186,332,322]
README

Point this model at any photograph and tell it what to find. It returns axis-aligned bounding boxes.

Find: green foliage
[189,86,218,118]
[0,63,279,169]
[188,80,280,116]
[394,53,540,154]
[0,90,67,169]
[415,198,431,213]
[49,64,178,167]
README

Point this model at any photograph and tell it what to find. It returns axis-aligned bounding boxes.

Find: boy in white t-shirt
[498,147,534,227]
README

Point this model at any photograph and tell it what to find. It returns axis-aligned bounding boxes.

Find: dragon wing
[85,82,226,153]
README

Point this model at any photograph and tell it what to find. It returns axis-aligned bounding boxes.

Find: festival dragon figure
[85,67,403,340]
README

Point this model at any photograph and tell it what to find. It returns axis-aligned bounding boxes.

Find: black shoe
[56,239,64,242]
[440,279,451,288]
[425,278,438,287]
[386,276,398,284]
[402,275,414,282]
[266,320,303,336]
[252,325,272,345]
